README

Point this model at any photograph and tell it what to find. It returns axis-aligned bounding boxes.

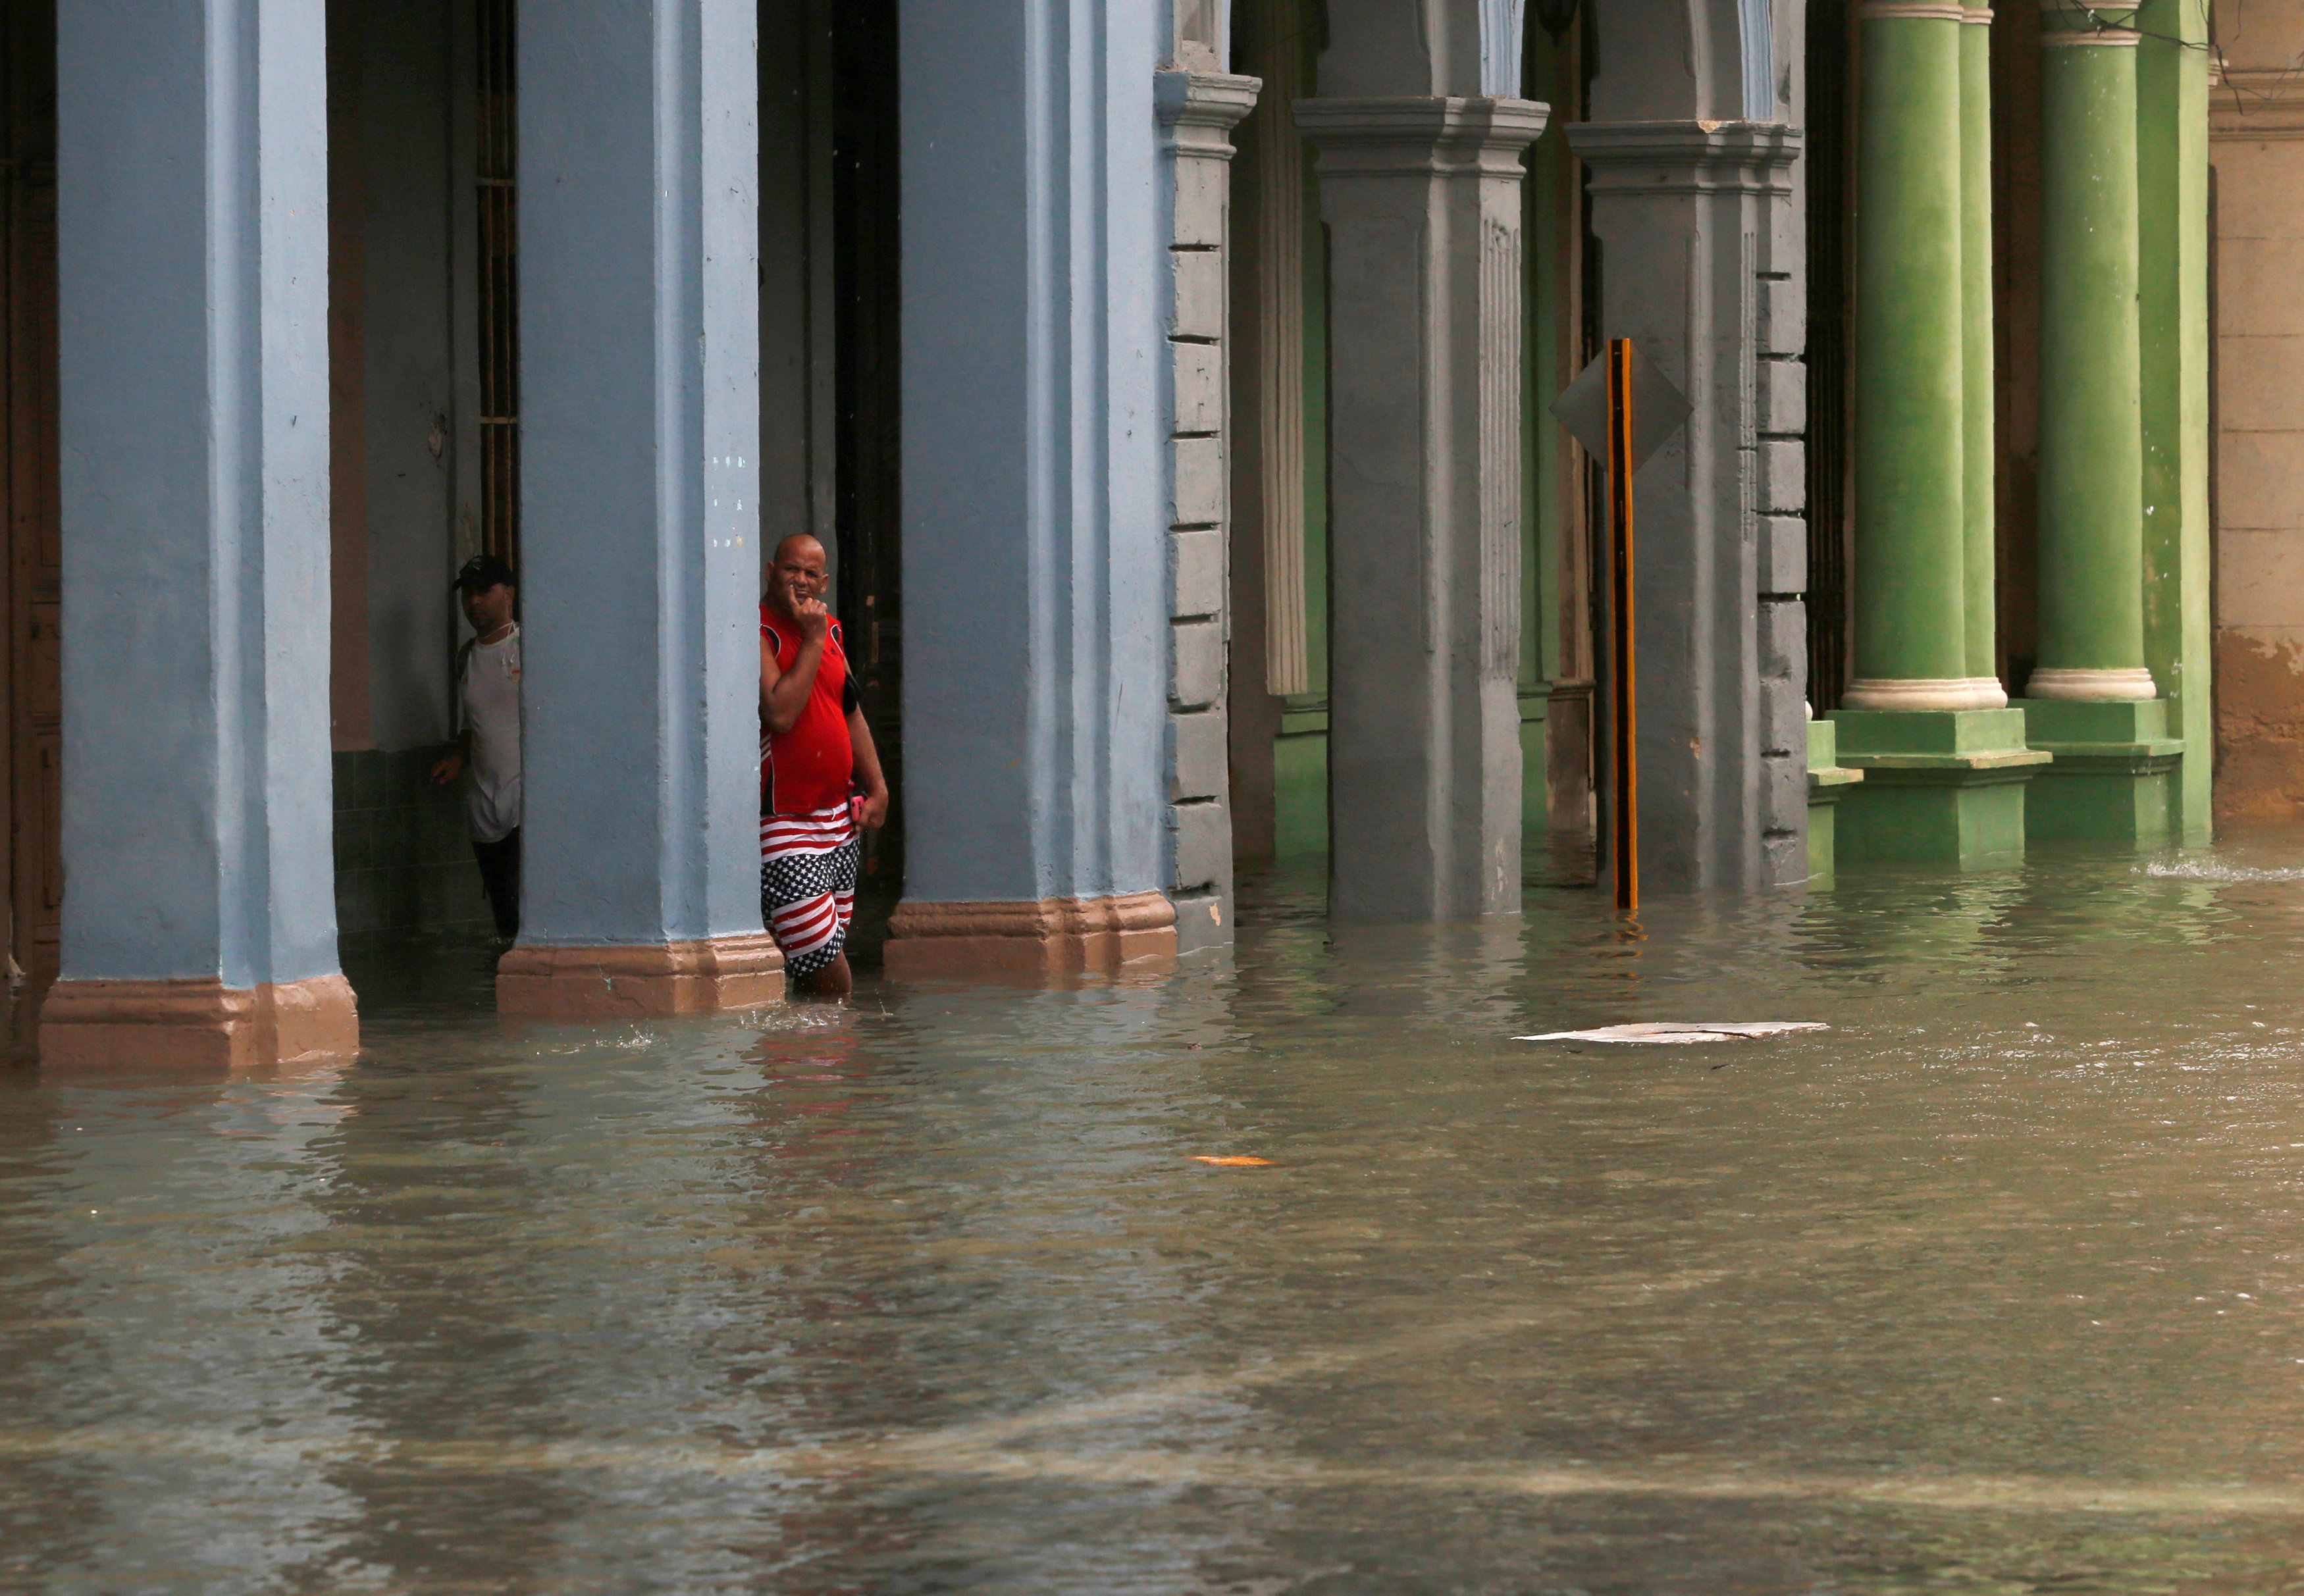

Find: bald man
[760,534,889,996]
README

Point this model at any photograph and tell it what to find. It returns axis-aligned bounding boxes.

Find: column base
[1839,676,2008,711]
[2023,666,2157,702]
[884,891,1178,977]
[1829,708,2053,867]
[496,933,785,1018]
[39,973,359,1073]
[2012,698,2184,844]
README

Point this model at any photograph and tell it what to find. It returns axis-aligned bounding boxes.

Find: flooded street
[14,847,2304,1591]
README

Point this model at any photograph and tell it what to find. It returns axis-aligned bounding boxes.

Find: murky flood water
[16,844,2304,1591]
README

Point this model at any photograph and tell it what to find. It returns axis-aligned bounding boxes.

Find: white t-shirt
[456,625,523,842]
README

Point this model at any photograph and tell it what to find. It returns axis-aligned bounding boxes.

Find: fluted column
[1249,0,1309,699]
[2029,2,2153,703]
[1960,4,2003,694]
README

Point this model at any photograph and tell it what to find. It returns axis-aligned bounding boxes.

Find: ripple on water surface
[11,840,2304,1591]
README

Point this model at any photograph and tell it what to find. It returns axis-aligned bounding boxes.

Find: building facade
[0,0,2222,1069]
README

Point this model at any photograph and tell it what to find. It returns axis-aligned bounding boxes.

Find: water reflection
[0,1067,376,1588]
[12,840,2304,1588]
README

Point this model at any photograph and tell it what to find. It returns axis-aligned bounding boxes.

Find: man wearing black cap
[430,553,523,939]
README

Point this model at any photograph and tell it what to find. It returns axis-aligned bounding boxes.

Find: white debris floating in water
[1516,1021,1829,1044]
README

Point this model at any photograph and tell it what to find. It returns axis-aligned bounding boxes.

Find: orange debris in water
[1190,1155,1274,1167]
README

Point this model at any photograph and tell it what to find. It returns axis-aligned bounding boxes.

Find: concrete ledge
[40,974,359,1073]
[2026,743,2184,773]
[497,934,785,1018]
[1831,705,2041,757]
[1839,751,2055,777]
[884,891,1178,977]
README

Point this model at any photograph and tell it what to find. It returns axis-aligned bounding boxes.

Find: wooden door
[2,2,58,983]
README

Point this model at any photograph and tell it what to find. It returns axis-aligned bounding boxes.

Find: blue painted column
[496,0,779,1015]
[884,0,1179,975]
[43,0,357,1070]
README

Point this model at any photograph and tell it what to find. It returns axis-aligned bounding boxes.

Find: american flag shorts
[760,800,859,979]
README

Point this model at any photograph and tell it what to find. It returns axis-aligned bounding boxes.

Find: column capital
[1568,120,1801,195]
[1860,1,1969,18]
[1292,96,1548,176]
[2039,0,2139,32]
[1155,70,1260,155]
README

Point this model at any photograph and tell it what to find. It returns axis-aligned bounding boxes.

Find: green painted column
[2135,0,2213,844]
[1832,0,2046,869]
[1843,0,1977,713]
[2017,0,2182,844]
[2029,3,2154,704]
[1960,5,2001,692]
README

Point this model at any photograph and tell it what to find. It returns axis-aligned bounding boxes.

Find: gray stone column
[1296,96,1547,919]
[1567,121,1806,891]
[45,0,357,1069]
[498,0,781,1016]
[1157,71,1258,955]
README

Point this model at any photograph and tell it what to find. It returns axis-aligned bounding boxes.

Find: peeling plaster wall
[2210,0,2304,825]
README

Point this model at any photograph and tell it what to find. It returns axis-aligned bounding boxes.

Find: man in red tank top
[760,534,889,996]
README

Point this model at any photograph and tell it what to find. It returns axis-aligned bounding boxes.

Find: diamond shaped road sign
[1550,342,1692,475]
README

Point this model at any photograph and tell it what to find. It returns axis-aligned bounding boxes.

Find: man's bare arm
[760,604,829,734]
[849,707,889,831]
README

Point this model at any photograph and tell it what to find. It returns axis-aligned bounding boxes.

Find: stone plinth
[1831,708,2052,867]
[883,893,1178,977]
[496,935,784,1018]
[1806,719,1866,887]
[2013,697,2183,843]
[41,975,359,1073]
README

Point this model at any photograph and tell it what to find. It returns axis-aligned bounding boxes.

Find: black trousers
[473,828,521,940]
